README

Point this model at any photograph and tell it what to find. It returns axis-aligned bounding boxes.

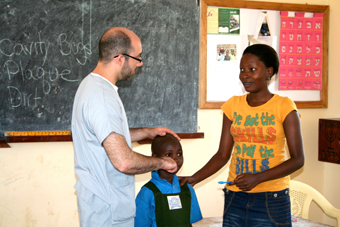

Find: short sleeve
[277,96,298,122]
[135,187,156,227]
[84,82,125,145]
[221,96,236,121]
[187,184,203,223]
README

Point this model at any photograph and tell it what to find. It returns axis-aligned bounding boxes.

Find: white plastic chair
[290,180,340,227]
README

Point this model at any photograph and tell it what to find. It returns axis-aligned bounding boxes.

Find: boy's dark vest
[144,181,191,227]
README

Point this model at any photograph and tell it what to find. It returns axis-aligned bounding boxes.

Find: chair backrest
[290,180,340,227]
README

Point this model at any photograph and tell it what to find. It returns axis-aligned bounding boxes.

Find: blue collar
[151,170,179,186]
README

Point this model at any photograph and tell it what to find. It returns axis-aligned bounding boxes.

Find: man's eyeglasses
[114,53,142,63]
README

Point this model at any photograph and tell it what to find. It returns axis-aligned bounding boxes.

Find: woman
[180,44,304,227]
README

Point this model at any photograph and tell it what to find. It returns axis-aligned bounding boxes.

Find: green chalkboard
[0,0,199,136]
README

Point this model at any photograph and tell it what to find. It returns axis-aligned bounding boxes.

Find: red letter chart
[279,11,323,90]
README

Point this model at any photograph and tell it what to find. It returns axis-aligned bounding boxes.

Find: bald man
[72,27,180,227]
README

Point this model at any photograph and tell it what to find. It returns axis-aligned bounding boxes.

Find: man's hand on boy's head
[147,127,181,141]
[160,157,178,173]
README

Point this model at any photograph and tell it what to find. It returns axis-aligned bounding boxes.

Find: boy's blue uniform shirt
[135,170,203,227]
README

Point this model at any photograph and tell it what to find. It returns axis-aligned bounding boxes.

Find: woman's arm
[179,115,234,186]
[233,110,305,191]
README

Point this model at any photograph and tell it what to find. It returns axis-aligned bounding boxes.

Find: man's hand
[130,127,180,142]
[147,127,181,141]
[160,157,178,173]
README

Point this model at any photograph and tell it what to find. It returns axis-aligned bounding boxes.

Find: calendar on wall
[279,11,324,91]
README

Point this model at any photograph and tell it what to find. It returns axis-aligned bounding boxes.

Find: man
[218,48,225,61]
[230,49,237,60]
[224,49,231,61]
[72,27,179,227]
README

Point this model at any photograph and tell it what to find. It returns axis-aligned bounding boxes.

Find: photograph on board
[216,44,237,61]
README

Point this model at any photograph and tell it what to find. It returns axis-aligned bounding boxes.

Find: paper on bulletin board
[248,11,276,48]
[278,12,323,91]
[207,7,240,34]
[207,35,244,102]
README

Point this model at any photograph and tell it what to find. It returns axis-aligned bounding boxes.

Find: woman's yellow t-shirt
[221,94,297,193]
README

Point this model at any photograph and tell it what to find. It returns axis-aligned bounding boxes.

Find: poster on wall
[248,11,276,48]
[279,11,324,91]
[207,7,240,34]
[216,44,237,61]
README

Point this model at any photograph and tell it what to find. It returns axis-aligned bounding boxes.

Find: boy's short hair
[151,133,181,157]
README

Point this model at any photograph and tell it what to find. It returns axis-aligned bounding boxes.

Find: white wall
[1,0,339,226]
[0,142,78,227]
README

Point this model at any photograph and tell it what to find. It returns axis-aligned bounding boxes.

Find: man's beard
[120,61,134,81]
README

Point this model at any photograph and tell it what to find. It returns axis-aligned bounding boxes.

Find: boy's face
[154,141,183,174]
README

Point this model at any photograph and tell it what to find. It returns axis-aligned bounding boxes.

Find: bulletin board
[199,0,329,109]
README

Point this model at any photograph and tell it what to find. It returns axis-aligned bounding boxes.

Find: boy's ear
[152,153,157,157]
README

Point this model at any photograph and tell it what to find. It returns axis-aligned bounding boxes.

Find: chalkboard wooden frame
[0,132,204,148]
[199,0,329,109]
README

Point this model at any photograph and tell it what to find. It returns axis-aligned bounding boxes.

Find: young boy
[135,134,203,227]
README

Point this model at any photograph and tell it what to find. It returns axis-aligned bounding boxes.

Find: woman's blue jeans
[222,188,292,227]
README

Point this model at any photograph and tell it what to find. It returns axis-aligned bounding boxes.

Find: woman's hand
[231,173,260,191]
[178,176,198,187]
